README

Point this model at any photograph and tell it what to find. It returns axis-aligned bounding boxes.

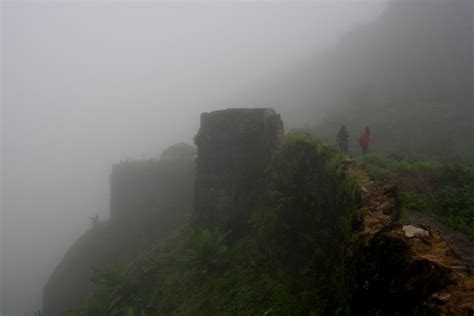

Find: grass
[358,153,474,240]
[70,133,361,315]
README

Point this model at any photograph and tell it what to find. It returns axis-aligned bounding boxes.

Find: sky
[1,1,387,314]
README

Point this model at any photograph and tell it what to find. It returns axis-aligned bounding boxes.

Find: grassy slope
[69,133,360,316]
[63,138,474,316]
[358,154,474,240]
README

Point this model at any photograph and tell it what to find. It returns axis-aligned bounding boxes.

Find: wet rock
[431,291,451,303]
[193,108,283,229]
[44,155,196,315]
[403,225,430,238]
[359,186,370,203]
[349,225,453,315]
[346,160,474,315]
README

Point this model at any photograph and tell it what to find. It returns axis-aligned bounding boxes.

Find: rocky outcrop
[193,108,283,229]
[43,147,195,315]
[407,210,474,273]
[346,158,474,315]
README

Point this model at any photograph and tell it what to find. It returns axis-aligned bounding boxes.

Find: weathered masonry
[193,108,284,228]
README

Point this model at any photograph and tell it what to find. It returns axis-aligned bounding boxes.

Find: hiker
[359,126,371,155]
[336,125,349,154]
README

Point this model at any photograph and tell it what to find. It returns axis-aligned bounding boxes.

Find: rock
[44,155,196,315]
[347,160,474,315]
[359,186,370,203]
[403,225,429,238]
[349,226,454,315]
[383,185,398,198]
[431,292,451,303]
[341,157,357,170]
[193,108,283,229]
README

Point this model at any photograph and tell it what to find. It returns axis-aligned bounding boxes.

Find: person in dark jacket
[336,125,349,154]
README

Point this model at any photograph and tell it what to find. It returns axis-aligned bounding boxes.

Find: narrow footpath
[407,210,474,273]
[344,157,474,315]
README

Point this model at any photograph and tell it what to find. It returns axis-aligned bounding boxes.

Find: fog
[0,1,391,314]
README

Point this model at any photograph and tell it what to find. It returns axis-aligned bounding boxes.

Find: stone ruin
[193,108,284,229]
[44,153,195,316]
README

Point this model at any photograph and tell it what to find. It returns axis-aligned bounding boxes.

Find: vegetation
[69,133,360,315]
[306,1,472,160]
[359,154,474,240]
[59,136,474,316]
[43,144,197,315]
[160,142,197,159]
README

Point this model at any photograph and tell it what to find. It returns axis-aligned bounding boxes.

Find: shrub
[189,229,228,271]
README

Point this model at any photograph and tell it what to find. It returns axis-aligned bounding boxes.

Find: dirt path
[344,156,474,314]
[406,210,474,273]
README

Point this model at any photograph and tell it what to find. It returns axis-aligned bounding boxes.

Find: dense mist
[233,0,472,156]
[1,2,390,314]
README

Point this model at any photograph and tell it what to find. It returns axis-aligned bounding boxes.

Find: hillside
[236,0,472,157]
[43,146,196,315]
[312,0,472,157]
[41,1,474,313]
[65,109,474,315]
[68,110,360,315]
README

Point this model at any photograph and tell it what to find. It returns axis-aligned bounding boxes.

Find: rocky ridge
[345,157,474,315]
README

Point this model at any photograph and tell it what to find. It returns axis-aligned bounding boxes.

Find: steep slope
[43,221,131,315]
[346,157,474,315]
[69,110,474,315]
[43,145,195,315]
[70,110,360,315]
[311,0,472,156]
[407,210,474,272]
[237,0,472,157]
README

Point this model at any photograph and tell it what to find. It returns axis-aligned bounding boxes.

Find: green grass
[66,143,472,315]
[70,133,360,316]
[359,153,474,240]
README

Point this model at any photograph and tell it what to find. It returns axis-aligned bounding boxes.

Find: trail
[345,156,474,314]
[406,210,474,273]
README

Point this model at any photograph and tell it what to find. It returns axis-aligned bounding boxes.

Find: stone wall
[193,108,283,229]
[110,158,195,240]
[43,151,195,315]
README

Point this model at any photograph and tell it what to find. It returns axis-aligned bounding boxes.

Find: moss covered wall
[193,108,283,229]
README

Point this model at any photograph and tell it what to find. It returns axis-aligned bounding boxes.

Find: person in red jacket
[359,126,371,155]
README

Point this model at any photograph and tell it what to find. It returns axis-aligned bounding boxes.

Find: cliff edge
[345,158,474,315]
